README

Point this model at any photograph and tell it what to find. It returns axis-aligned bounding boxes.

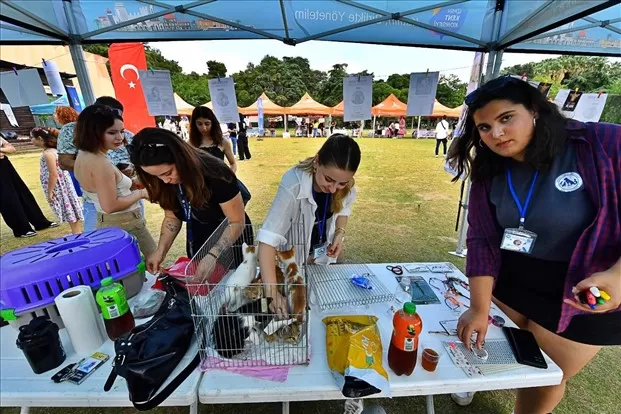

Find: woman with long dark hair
[130,128,252,277]
[73,105,155,257]
[447,76,620,413]
[189,106,237,172]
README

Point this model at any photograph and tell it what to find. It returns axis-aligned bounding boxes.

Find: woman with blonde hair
[257,133,361,312]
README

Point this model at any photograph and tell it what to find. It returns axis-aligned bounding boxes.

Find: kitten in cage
[265,320,301,344]
[225,242,258,312]
[212,297,273,359]
[278,247,307,323]
[243,262,286,300]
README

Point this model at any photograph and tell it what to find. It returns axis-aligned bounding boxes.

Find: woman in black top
[130,128,252,280]
[189,106,237,172]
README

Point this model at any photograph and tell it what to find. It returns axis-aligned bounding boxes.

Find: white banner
[0,68,49,107]
[0,103,19,126]
[42,60,65,96]
[208,77,240,124]
[343,75,372,122]
[138,70,178,116]
[570,93,607,123]
[406,71,439,116]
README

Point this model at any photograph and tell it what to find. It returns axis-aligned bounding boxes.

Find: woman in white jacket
[257,134,361,317]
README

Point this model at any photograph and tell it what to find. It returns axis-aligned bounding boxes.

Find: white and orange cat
[277,247,307,323]
[225,242,258,312]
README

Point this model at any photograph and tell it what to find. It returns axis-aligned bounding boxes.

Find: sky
[153,39,567,81]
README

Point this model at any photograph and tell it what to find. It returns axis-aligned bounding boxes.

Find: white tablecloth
[0,274,201,411]
[198,263,562,404]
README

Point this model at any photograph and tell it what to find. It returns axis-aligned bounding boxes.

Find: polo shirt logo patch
[555,172,583,192]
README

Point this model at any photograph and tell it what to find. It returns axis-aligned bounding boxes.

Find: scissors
[386,265,404,276]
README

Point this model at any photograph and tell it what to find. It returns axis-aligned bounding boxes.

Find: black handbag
[237,178,251,205]
[103,275,199,411]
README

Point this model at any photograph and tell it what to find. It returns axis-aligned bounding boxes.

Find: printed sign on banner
[554,89,570,109]
[406,71,439,116]
[208,77,239,124]
[138,70,178,116]
[343,75,372,122]
[571,93,607,123]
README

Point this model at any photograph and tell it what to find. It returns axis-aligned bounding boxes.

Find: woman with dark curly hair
[30,127,83,234]
[447,76,620,413]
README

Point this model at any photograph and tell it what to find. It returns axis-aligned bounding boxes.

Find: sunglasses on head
[465,75,525,106]
[93,106,123,117]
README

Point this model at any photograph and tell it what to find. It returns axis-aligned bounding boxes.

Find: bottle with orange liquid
[388,302,423,376]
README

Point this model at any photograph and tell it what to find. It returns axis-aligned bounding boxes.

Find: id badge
[500,228,537,254]
[313,242,328,259]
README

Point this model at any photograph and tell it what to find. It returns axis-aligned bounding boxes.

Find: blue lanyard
[176,184,194,255]
[507,169,539,229]
[313,189,330,244]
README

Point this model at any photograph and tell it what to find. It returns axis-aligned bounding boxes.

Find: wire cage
[185,219,310,369]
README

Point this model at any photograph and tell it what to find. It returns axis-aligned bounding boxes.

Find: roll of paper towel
[55,285,106,355]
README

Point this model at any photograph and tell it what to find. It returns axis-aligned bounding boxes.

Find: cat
[225,242,258,312]
[264,319,302,344]
[212,298,273,359]
[277,247,307,323]
[243,262,286,300]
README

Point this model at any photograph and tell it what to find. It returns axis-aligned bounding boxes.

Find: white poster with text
[343,75,372,122]
[138,70,178,116]
[208,77,239,124]
[407,71,439,116]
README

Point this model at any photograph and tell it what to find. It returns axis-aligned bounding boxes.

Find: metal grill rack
[308,264,394,311]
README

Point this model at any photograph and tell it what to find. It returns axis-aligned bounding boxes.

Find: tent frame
[1,0,618,105]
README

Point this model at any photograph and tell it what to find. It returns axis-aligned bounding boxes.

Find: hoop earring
[478,139,485,148]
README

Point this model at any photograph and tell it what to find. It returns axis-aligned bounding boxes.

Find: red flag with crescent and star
[108,43,154,133]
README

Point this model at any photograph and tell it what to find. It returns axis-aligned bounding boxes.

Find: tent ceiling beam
[0,14,69,41]
[138,0,285,41]
[582,16,621,36]
[279,0,292,42]
[338,0,486,47]
[496,0,555,46]
[497,0,618,49]
[2,0,68,38]
[529,17,621,41]
[0,21,49,38]
[82,0,216,40]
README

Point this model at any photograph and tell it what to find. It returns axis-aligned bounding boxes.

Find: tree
[318,63,348,107]
[386,74,409,90]
[436,74,467,108]
[206,60,227,78]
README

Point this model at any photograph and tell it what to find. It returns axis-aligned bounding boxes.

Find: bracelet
[207,251,218,260]
[335,227,346,235]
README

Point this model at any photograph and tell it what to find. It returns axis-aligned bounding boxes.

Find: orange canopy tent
[331,100,344,116]
[286,93,332,115]
[431,100,462,118]
[239,93,286,115]
[372,94,407,117]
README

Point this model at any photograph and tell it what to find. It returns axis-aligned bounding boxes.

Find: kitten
[277,247,307,323]
[243,263,286,300]
[212,298,273,359]
[226,243,258,312]
[265,321,302,344]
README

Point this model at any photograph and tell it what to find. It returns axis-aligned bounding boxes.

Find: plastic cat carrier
[0,228,144,329]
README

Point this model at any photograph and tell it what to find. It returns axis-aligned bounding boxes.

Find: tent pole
[63,1,96,106]
[372,115,376,137]
[492,50,504,78]
[284,113,288,134]
[417,116,421,138]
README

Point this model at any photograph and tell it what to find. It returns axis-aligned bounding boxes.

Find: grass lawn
[2,138,619,414]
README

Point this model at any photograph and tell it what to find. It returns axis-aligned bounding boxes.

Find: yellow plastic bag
[323,315,390,398]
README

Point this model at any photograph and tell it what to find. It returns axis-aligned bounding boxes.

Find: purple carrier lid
[0,228,141,316]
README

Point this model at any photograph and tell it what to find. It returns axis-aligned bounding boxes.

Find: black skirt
[493,250,621,346]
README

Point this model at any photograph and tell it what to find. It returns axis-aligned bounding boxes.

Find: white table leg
[20,408,30,414]
[425,395,435,414]
[282,401,290,414]
[189,400,198,414]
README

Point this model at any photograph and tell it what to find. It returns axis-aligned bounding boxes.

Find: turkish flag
[108,43,154,134]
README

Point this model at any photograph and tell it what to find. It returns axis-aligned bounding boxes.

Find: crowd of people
[1,77,619,414]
